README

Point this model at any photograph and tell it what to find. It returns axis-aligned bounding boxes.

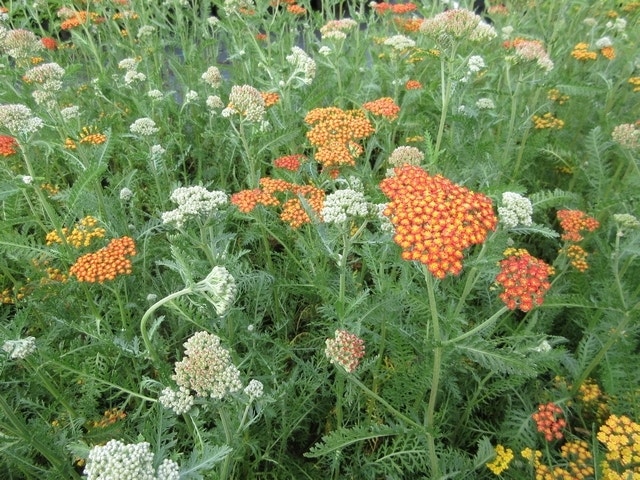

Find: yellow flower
[486,444,514,475]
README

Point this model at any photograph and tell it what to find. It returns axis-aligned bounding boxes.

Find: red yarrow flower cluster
[325,330,365,373]
[69,236,136,283]
[0,135,18,156]
[372,2,417,15]
[273,154,305,171]
[496,248,553,312]
[532,402,567,442]
[380,165,497,279]
[557,209,599,242]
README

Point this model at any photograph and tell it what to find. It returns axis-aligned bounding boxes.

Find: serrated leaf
[507,223,559,238]
[304,424,404,458]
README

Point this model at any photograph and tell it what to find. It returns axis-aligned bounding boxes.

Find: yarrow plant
[325,330,365,373]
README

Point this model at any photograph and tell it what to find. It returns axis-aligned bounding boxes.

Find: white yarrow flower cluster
[161,186,228,228]
[2,337,36,360]
[498,192,533,228]
[286,46,317,85]
[201,66,222,88]
[195,266,237,316]
[0,28,42,60]
[383,35,416,51]
[475,97,495,109]
[321,188,370,224]
[84,439,179,480]
[130,117,159,136]
[0,104,44,136]
[60,105,80,121]
[159,386,195,415]
[206,95,224,112]
[147,89,164,100]
[137,25,156,38]
[244,379,264,400]
[226,85,265,123]
[118,56,146,85]
[173,331,243,399]
[388,146,424,167]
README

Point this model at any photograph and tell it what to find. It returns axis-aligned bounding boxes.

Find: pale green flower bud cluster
[161,186,228,228]
[195,266,237,316]
[173,331,242,399]
[2,336,36,360]
[613,213,640,230]
[611,123,639,150]
[388,146,424,167]
[498,192,533,228]
[84,439,180,480]
[321,188,369,224]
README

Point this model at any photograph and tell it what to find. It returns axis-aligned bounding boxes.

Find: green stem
[424,269,441,479]
[140,286,192,365]
[219,408,234,480]
[444,306,510,346]
[434,55,453,160]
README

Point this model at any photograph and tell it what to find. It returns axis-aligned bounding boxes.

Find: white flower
[318,46,332,56]
[2,337,36,360]
[467,55,485,72]
[119,187,133,201]
[286,46,316,85]
[0,104,44,135]
[201,66,222,88]
[60,105,80,121]
[118,57,139,71]
[388,146,424,167]
[130,117,159,136]
[595,36,612,49]
[244,379,264,400]
[156,459,180,480]
[136,25,156,38]
[84,440,175,480]
[498,192,533,228]
[147,89,164,100]
[533,340,552,353]
[21,175,33,184]
[206,95,224,111]
[184,90,198,103]
[383,35,416,51]
[161,186,228,229]
[475,97,495,109]
[321,188,369,224]
[195,266,237,316]
[124,70,146,85]
[159,386,195,415]
[151,144,166,156]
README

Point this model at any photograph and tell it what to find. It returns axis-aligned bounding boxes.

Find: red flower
[380,165,497,279]
[40,37,57,50]
[532,402,566,442]
[0,135,18,156]
[496,248,553,312]
[273,154,305,171]
[557,209,599,242]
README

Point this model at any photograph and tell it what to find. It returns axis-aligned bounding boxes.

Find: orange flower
[380,165,497,279]
[496,248,553,312]
[405,80,422,90]
[600,46,615,60]
[395,17,424,32]
[305,107,374,168]
[287,4,306,14]
[557,209,599,242]
[561,244,590,272]
[363,97,400,120]
[571,43,597,61]
[273,154,305,171]
[372,2,417,14]
[69,237,136,283]
[79,126,107,145]
[261,91,280,107]
[0,135,18,156]
[255,33,268,41]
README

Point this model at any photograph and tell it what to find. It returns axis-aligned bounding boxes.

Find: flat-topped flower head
[226,84,265,123]
[0,135,18,156]
[161,186,228,228]
[1,29,43,60]
[612,123,640,149]
[69,236,137,283]
[557,209,599,242]
[420,8,496,43]
[321,188,369,224]
[0,104,44,136]
[532,402,566,442]
[380,165,497,279]
[498,192,533,228]
[173,331,242,399]
[362,97,400,120]
[496,248,553,312]
[201,66,222,88]
[388,146,424,167]
[325,330,365,373]
[2,336,36,360]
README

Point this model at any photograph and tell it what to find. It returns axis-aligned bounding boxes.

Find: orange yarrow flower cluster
[380,165,497,279]
[0,135,18,156]
[405,80,423,90]
[305,107,374,169]
[40,37,57,50]
[231,177,325,228]
[79,126,107,145]
[372,2,417,14]
[60,11,105,30]
[532,402,567,442]
[261,91,280,107]
[69,236,136,283]
[362,97,401,120]
[496,248,553,311]
[557,209,599,242]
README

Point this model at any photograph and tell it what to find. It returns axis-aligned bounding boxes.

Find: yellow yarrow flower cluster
[571,43,598,61]
[46,216,106,248]
[533,112,564,130]
[629,77,640,92]
[521,442,594,479]
[548,88,569,105]
[597,415,640,478]
[486,444,514,475]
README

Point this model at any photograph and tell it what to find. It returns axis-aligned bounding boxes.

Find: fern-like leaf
[304,424,406,458]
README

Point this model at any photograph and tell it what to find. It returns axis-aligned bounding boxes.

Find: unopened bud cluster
[498,192,533,228]
[161,186,228,228]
